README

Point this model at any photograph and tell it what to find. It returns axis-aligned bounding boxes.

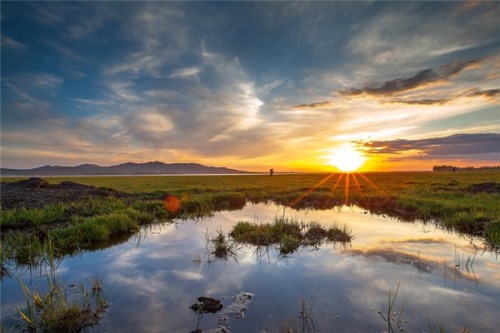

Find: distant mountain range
[0,161,251,176]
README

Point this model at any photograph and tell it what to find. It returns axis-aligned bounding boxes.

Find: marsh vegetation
[13,242,108,333]
[230,217,351,255]
[1,172,499,331]
[1,172,499,261]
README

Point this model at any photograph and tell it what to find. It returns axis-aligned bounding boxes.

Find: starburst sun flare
[326,144,366,173]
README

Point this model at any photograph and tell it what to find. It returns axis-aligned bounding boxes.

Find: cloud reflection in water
[2,203,498,332]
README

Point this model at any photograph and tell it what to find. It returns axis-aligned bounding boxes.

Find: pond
[1,203,499,332]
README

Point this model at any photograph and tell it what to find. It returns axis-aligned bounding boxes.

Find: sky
[1,1,499,172]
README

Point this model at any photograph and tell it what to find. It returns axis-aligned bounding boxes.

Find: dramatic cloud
[1,2,499,170]
[363,133,500,156]
[341,59,481,96]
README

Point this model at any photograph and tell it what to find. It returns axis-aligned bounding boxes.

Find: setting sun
[327,144,366,172]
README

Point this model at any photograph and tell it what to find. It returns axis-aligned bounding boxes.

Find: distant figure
[269,168,274,177]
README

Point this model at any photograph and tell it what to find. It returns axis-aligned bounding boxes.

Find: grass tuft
[207,229,237,261]
[230,217,352,254]
[15,241,108,333]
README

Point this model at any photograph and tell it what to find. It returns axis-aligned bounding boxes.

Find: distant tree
[433,165,500,172]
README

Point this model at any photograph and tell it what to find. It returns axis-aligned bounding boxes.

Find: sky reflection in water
[2,203,499,332]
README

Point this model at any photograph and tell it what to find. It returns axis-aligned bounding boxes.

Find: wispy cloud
[104,51,164,77]
[121,108,173,146]
[32,2,113,40]
[106,81,139,102]
[144,90,179,100]
[45,40,87,63]
[4,73,64,91]
[168,67,201,79]
[2,73,63,116]
[256,79,286,96]
[348,2,499,67]
[1,34,27,50]
[32,2,66,25]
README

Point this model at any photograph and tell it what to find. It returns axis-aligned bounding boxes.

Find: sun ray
[321,173,344,209]
[344,173,350,205]
[288,171,384,212]
[358,173,388,197]
[289,173,336,207]
[351,173,366,202]
[331,173,344,194]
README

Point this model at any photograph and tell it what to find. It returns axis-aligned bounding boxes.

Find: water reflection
[1,203,498,332]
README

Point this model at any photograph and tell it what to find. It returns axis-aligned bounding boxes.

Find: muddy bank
[0,177,130,210]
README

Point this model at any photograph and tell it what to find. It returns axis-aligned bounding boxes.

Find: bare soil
[0,177,130,210]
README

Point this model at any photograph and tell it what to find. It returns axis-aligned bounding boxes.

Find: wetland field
[1,172,499,332]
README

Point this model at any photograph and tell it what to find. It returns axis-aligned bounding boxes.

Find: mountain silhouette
[1,162,250,176]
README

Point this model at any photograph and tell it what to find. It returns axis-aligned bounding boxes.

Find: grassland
[1,171,499,266]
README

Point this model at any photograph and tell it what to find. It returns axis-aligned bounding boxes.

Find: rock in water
[204,292,255,333]
[220,292,254,319]
[190,297,223,314]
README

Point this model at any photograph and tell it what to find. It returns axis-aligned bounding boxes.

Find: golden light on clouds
[2,2,498,171]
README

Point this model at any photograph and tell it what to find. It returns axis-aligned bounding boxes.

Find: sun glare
[327,144,366,172]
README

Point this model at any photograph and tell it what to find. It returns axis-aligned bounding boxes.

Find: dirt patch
[468,182,500,194]
[1,177,130,210]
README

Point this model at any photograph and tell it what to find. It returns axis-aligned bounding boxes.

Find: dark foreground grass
[17,275,107,333]
[1,171,499,265]
[14,241,108,333]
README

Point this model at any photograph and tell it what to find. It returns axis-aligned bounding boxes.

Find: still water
[2,203,499,332]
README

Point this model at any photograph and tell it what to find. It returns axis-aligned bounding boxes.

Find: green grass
[208,230,237,261]
[48,212,139,250]
[15,241,108,333]
[230,217,352,254]
[1,197,166,262]
[1,171,499,263]
[0,204,66,229]
[17,276,108,333]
